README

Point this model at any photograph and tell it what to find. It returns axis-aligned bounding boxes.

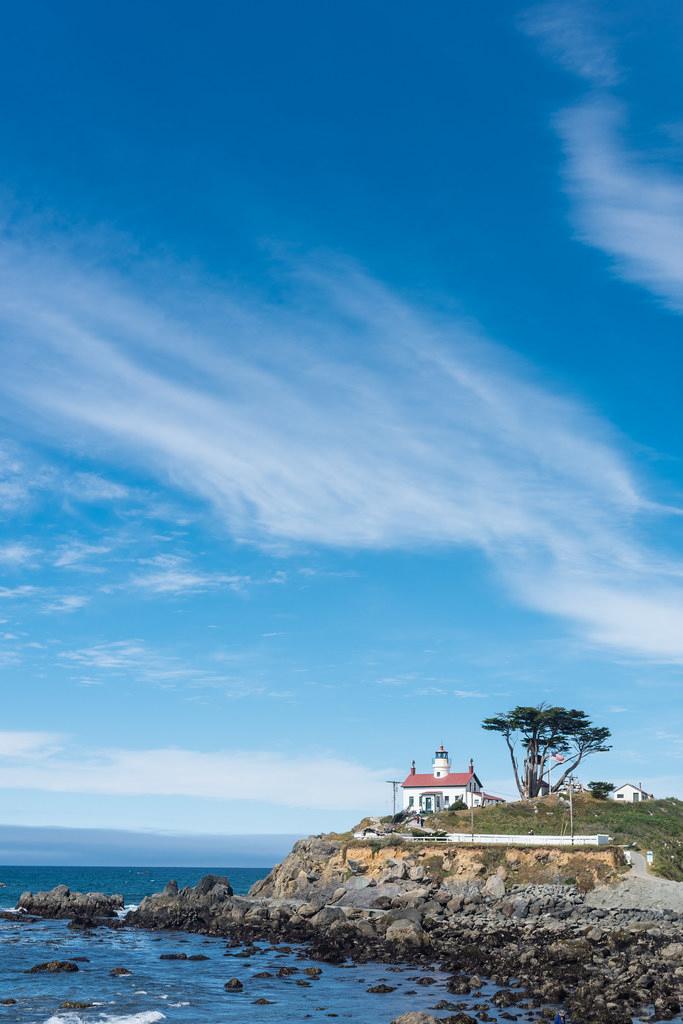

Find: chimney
[411,759,416,775]
[469,757,474,773]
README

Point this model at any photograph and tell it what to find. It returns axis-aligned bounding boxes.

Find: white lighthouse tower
[432,744,451,778]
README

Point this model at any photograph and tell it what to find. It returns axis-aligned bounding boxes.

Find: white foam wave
[44,1012,166,1024]
[116,903,138,918]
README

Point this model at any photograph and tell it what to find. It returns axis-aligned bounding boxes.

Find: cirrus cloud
[0,227,681,660]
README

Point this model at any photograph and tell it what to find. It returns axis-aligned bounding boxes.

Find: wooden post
[386,780,401,819]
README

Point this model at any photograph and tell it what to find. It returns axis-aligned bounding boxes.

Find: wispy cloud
[0,542,38,567]
[559,98,683,313]
[0,228,681,659]
[60,640,146,670]
[53,540,111,568]
[521,2,620,87]
[130,555,248,595]
[58,638,283,698]
[0,736,388,809]
[0,445,34,512]
[63,472,130,503]
[43,594,89,614]
[0,730,62,759]
[0,585,40,599]
[524,4,683,316]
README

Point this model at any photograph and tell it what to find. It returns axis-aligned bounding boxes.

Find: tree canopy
[588,781,616,800]
[482,704,611,799]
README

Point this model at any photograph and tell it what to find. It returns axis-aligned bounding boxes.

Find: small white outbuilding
[611,783,654,803]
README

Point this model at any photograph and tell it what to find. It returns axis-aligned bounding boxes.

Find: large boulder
[18,886,123,920]
[385,917,426,946]
[195,874,233,897]
[483,874,506,899]
[126,874,236,931]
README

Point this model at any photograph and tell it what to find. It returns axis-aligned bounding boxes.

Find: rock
[28,961,80,973]
[367,983,396,993]
[661,942,683,960]
[62,1002,93,1009]
[345,876,373,890]
[304,966,322,977]
[188,953,210,960]
[196,874,234,897]
[484,874,506,899]
[160,952,188,960]
[447,976,472,994]
[254,997,274,1004]
[18,886,124,920]
[391,1015,438,1024]
[110,966,132,976]
[0,1000,17,1006]
[225,977,243,991]
[385,918,426,946]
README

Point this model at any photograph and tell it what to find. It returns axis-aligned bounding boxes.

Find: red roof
[402,771,473,788]
[482,792,505,802]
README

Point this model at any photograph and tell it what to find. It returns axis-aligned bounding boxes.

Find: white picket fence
[407,832,611,846]
[354,831,611,847]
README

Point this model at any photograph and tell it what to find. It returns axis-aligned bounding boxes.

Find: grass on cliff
[426,794,683,881]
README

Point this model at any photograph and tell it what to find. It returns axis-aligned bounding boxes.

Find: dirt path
[627,850,651,879]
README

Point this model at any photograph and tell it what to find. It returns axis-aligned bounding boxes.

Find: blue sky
[1,0,683,842]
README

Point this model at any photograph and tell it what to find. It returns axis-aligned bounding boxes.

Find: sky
[1,0,683,854]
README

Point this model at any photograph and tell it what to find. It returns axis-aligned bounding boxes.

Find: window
[616,793,624,799]
[435,771,440,777]
[633,793,640,801]
[408,796,414,807]
[444,796,450,805]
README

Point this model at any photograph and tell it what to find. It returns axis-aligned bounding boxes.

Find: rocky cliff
[249,836,624,901]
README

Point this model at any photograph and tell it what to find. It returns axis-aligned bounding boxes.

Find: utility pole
[386,780,401,819]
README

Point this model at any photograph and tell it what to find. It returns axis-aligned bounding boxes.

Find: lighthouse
[401,742,505,814]
[432,744,451,778]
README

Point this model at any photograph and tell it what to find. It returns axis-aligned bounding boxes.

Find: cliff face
[250,836,624,900]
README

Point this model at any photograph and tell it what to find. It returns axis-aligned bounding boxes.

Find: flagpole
[546,755,565,796]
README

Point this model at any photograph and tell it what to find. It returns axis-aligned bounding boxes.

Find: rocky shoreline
[15,838,683,1024]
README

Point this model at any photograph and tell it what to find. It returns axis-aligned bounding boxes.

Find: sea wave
[116,903,139,918]
[44,1012,166,1024]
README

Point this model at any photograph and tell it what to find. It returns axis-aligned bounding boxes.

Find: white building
[401,745,505,813]
[611,783,654,804]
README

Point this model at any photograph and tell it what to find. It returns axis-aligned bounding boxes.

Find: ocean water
[0,865,504,1024]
